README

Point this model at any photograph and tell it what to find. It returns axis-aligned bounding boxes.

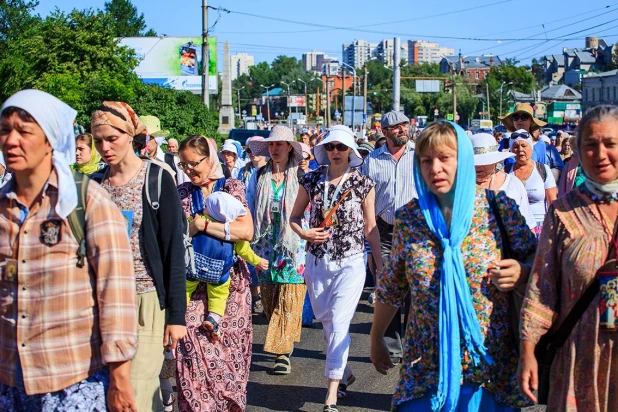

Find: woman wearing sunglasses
[290,125,382,412]
[499,103,550,167]
[507,130,557,237]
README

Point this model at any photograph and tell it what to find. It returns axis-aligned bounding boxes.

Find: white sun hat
[247,125,304,162]
[470,133,515,166]
[314,125,363,168]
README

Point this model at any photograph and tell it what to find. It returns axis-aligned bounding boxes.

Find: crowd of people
[0,88,616,412]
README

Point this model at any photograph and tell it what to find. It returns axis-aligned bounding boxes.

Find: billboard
[288,95,306,107]
[119,36,218,93]
[415,80,440,93]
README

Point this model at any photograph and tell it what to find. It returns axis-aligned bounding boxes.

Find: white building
[408,40,455,65]
[342,40,378,68]
[230,53,254,80]
[376,39,408,67]
[581,69,618,111]
[302,50,324,72]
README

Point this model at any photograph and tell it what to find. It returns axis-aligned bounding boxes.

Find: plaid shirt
[0,171,138,394]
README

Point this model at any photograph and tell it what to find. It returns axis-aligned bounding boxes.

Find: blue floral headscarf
[413,121,493,411]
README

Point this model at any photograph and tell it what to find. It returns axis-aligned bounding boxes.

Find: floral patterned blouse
[101,162,154,294]
[300,167,375,260]
[521,188,617,411]
[376,187,537,408]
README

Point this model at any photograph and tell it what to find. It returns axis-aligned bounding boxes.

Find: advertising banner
[119,36,218,93]
[288,95,306,107]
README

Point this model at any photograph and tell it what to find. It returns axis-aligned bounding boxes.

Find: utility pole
[362,68,368,135]
[326,76,331,127]
[296,78,308,117]
[452,78,457,124]
[201,0,209,108]
[234,86,244,124]
[486,83,491,120]
[341,68,346,126]
[392,37,401,112]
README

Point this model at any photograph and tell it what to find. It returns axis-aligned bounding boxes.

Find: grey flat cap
[381,111,410,128]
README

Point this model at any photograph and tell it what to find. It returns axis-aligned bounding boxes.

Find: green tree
[104,0,156,37]
[481,64,536,122]
[606,46,618,71]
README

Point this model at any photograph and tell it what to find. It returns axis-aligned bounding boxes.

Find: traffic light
[307,94,316,113]
[320,93,327,111]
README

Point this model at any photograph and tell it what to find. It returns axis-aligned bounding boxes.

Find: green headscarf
[72,133,101,176]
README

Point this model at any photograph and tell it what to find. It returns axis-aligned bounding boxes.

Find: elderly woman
[219,139,246,179]
[471,133,536,231]
[519,105,618,411]
[290,125,382,412]
[507,129,557,237]
[73,132,102,175]
[246,125,307,375]
[175,134,254,411]
[370,121,537,411]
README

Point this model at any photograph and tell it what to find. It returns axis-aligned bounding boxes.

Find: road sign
[363,113,367,124]
[446,114,454,121]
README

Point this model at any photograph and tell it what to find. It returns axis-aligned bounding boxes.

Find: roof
[441,55,502,70]
[574,51,596,64]
[541,84,582,100]
[583,69,618,79]
[509,90,534,102]
[544,55,565,66]
[260,87,283,97]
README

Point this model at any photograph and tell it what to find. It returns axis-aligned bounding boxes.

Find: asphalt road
[246,289,399,412]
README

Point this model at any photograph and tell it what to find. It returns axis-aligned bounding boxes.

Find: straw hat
[469,133,514,166]
[314,125,363,168]
[499,103,547,132]
[247,125,304,162]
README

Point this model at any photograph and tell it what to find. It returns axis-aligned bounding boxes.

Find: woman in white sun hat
[471,133,536,231]
[290,125,382,412]
[246,125,308,375]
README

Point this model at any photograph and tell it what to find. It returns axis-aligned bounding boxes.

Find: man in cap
[362,110,417,364]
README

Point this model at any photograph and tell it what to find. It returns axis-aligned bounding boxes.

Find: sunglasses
[245,148,252,154]
[512,113,531,121]
[511,131,530,139]
[302,154,311,160]
[324,143,348,152]
[178,156,208,170]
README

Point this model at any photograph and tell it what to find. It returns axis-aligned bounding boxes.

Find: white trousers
[305,252,366,379]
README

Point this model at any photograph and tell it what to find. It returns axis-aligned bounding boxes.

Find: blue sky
[37,0,618,69]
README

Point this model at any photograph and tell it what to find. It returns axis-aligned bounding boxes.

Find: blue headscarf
[413,121,492,412]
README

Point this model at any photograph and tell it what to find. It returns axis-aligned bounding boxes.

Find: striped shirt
[0,171,137,394]
[360,141,417,225]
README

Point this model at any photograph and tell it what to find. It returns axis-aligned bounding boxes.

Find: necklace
[514,163,534,186]
[580,182,618,204]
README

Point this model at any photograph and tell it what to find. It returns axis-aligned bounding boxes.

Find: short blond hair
[415,122,458,158]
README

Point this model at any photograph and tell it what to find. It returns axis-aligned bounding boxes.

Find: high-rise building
[230,53,254,80]
[342,40,378,68]
[408,40,455,65]
[302,50,325,72]
[376,39,408,67]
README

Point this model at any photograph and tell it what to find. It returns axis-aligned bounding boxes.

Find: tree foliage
[103,0,156,37]
[0,4,219,142]
[481,63,536,121]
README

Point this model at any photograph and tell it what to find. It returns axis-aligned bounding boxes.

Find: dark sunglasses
[511,131,530,139]
[245,148,252,154]
[512,113,531,121]
[324,143,348,152]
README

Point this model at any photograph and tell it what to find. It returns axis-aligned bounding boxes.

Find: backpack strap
[536,161,547,182]
[145,162,162,211]
[68,170,89,268]
[164,152,177,175]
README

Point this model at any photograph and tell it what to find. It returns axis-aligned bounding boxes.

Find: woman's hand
[370,336,395,375]
[301,227,330,244]
[488,259,522,291]
[189,215,206,237]
[256,258,269,272]
[518,341,539,403]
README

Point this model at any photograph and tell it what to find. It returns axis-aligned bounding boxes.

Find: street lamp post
[260,84,274,125]
[499,81,513,117]
[340,61,357,131]
[233,86,244,126]
[281,81,292,127]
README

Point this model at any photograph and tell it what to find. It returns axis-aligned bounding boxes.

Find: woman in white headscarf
[0,90,138,411]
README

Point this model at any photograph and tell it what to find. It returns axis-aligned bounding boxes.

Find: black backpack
[164,152,177,175]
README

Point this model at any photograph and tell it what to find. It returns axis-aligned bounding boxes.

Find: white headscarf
[1,89,78,218]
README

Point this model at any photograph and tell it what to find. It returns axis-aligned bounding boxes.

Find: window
[475,71,480,80]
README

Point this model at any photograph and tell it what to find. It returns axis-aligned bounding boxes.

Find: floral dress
[252,180,306,285]
[376,187,537,408]
[175,179,252,412]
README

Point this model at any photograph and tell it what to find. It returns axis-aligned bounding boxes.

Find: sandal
[337,374,356,399]
[163,393,176,412]
[271,354,291,375]
[323,405,338,412]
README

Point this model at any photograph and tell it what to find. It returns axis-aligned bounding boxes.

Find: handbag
[485,190,525,348]
[319,188,353,229]
[535,217,617,404]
